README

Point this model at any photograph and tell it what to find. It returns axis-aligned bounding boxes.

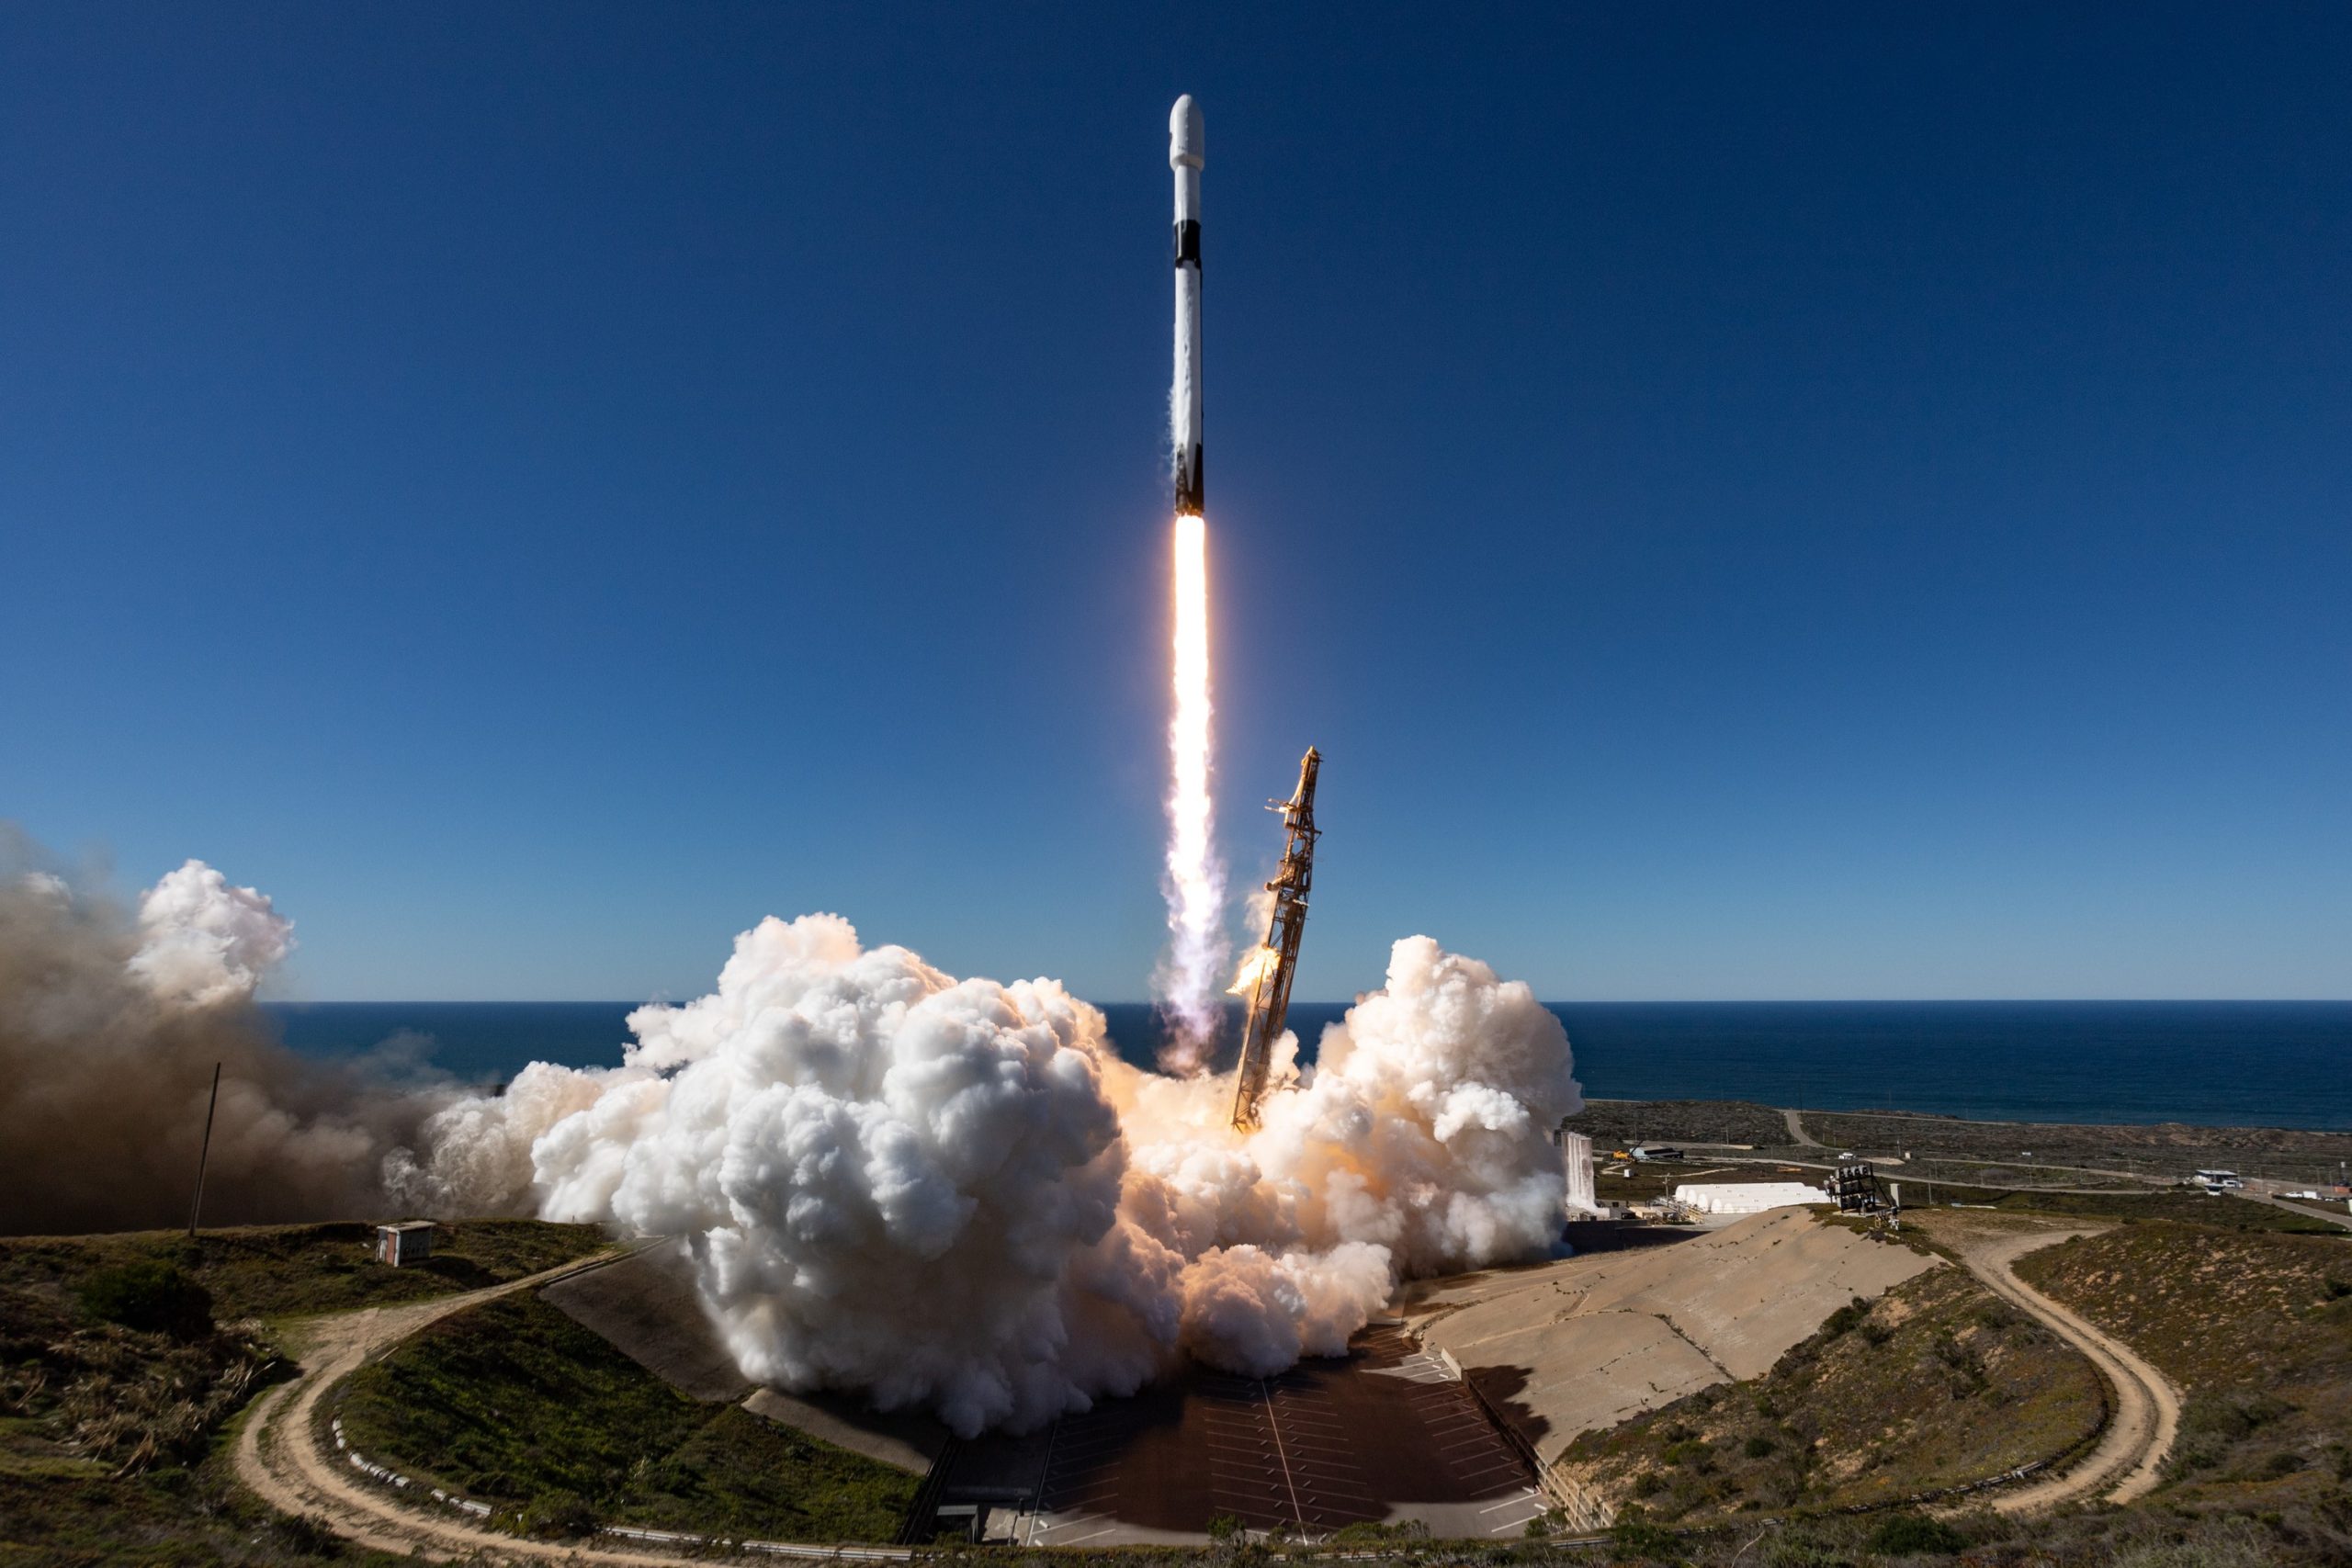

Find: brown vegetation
[2015,1224,2352,1515]
[1551,1262,2105,1520]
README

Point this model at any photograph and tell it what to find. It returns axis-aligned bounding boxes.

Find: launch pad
[912,1321,1542,1546]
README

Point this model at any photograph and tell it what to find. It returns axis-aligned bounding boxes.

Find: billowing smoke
[4,829,1583,1434]
[0,833,451,1235]
[401,913,1581,1436]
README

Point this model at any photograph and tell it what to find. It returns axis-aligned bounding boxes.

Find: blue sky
[5,5,2347,1002]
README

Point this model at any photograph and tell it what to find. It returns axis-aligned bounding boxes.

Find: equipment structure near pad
[1230,747,1321,1131]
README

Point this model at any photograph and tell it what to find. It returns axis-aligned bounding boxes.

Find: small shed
[375,1221,435,1267]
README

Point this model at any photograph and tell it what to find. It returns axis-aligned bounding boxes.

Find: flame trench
[1159,513,1227,1062]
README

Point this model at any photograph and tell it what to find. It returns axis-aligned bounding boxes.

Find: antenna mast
[1230,747,1321,1131]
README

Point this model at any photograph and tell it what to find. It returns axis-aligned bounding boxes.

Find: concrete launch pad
[1406,1208,1938,1472]
[923,1324,1542,1545]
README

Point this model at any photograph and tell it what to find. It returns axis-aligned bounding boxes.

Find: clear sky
[5,4,2348,1002]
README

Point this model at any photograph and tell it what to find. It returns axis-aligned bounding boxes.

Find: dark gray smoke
[0,829,458,1236]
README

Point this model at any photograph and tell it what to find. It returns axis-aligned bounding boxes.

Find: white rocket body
[1170,95,1204,516]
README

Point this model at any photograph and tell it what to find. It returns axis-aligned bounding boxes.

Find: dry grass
[0,1218,607,1324]
[2013,1223,2352,1515]
[1802,1111,2352,1188]
[1565,1100,1795,1149]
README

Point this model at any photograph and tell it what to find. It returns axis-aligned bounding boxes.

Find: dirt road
[1939,1224,2181,1512]
[233,1246,898,1565]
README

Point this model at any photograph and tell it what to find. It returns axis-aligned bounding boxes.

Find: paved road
[1940,1225,2181,1512]
[1782,1109,1823,1148]
[2245,1190,2352,1231]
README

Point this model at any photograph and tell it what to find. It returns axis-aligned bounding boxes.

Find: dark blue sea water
[264,999,2352,1131]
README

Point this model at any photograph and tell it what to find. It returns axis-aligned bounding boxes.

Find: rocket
[1170,95,1204,516]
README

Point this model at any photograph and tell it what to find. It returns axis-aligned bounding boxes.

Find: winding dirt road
[231,1245,884,1566]
[1938,1224,2181,1512]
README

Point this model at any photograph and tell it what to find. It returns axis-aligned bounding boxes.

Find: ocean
[264,998,2352,1131]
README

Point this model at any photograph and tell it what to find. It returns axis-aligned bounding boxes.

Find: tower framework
[1230,747,1321,1131]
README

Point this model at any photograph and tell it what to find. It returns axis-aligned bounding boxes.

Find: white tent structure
[1674,1181,1829,1215]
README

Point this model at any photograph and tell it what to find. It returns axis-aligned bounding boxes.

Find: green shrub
[1865,1512,1967,1555]
[1611,1506,1683,1562]
[519,1489,597,1539]
[1744,1435,1778,1460]
[1205,1513,1243,1541]
[1820,1297,1871,1338]
[266,1513,345,1556]
[78,1259,213,1339]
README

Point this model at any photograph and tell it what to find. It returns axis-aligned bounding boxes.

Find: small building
[375,1221,435,1266]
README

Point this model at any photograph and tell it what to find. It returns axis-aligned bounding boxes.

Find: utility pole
[187,1062,221,1240]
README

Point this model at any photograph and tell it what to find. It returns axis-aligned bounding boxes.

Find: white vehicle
[2192,1169,2245,1190]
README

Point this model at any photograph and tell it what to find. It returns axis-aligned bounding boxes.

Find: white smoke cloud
[129,859,295,1008]
[400,913,1581,1436]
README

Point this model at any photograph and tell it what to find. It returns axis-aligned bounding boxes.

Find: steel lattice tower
[1230,747,1321,1132]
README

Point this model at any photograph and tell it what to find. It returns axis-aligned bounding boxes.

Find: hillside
[0,1219,606,1322]
[1550,1259,2106,1517]
[2013,1224,2352,1516]
[335,1288,918,1542]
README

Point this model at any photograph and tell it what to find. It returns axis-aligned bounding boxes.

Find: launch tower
[1230,747,1322,1132]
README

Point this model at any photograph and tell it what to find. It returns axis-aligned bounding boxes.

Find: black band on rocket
[1173,220,1201,267]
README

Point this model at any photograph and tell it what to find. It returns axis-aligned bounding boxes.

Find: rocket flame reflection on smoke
[1159,513,1227,1065]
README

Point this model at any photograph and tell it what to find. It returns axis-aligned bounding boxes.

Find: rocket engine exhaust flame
[1227,943,1276,997]
[1158,513,1227,1066]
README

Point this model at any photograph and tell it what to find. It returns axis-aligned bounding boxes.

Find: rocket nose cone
[1170,95,1204,170]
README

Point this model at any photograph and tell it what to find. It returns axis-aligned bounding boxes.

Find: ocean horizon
[266,998,2352,1132]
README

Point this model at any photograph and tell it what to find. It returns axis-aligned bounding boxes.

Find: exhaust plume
[2,829,1585,1437]
[404,912,1582,1436]
[0,832,453,1235]
[1155,513,1227,1068]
